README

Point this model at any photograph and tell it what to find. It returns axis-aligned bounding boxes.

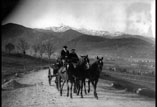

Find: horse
[57,61,75,98]
[87,56,103,99]
[74,55,90,98]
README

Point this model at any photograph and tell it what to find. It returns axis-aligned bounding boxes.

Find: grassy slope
[101,72,155,98]
[67,35,155,59]
[101,71,155,90]
[1,53,55,84]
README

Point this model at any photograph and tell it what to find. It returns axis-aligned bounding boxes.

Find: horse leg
[91,81,97,99]
[88,79,90,93]
[66,80,69,97]
[83,79,87,95]
[94,79,98,99]
[70,81,73,98]
[73,78,76,93]
[73,78,77,93]
[91,80,98,99]
[60,80,65,96]
[80,80,83,98]
[57,76,61,91]
[77,80,80,96]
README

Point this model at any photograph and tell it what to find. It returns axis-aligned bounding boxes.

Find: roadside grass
[100,71,155,98]
[1,53,55,84]
[101,71,155,90]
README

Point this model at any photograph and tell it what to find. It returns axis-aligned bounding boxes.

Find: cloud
[3,0,155,38]
[151,0,155,38]
[126,2,153,37]
[127,12,151,36]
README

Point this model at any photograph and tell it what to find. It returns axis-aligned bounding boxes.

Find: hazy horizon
[2,0,155,38]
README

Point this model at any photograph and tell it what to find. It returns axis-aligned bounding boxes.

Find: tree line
[5,38,55,60]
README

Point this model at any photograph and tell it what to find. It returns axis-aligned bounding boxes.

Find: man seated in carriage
[60,46,69,65]
[69,49,79,68]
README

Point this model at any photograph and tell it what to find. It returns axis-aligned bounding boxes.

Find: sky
[2,0,155,38]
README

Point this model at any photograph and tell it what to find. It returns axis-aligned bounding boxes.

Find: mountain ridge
[1,23,155,59]
[2,23,155,42]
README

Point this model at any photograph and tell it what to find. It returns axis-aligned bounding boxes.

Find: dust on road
[2,69,155,107]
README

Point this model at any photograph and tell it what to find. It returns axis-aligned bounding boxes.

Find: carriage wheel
[48,76,52,86]
[48,68,52,86]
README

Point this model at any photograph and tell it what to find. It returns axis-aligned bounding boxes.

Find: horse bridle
[97,59,103,71]
[82,57,90,69]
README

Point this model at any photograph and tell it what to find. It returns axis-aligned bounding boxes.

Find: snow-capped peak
[46,25,71,32]
[45,25,125,36]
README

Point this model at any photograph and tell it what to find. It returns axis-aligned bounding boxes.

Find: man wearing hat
[69,49,79,63]
[60,46,69,61]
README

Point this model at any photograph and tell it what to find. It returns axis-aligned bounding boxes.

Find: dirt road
[2,69,155,107]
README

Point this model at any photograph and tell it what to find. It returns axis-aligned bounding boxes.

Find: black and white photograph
[1,0,156,107]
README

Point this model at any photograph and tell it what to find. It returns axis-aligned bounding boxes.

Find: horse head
[96,56,103,71]
[81,55,90,70]
[62,59,73,70]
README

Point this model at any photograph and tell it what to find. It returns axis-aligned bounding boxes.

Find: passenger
[69,49,79,68]
[60,46,69,65]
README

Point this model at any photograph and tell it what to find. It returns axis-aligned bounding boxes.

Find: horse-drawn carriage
[48,56,103,99]
[48,58,62,89]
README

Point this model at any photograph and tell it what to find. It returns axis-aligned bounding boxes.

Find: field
[1,52,55,84]
[101,57,155,76]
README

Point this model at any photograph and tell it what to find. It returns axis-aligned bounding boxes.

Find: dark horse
[74,55,90,98]
[57,60,75,98]
[87,56,103,99]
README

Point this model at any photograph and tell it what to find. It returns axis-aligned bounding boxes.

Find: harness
[60,62,69,73]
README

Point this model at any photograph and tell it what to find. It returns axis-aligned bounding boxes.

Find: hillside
[1,52,53,84]
[2,23,58,46]
[1,23,155,59]
[1,23,82,49]
[66,35,155,59]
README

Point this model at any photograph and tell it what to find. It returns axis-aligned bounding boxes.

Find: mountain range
[1,23,155,59]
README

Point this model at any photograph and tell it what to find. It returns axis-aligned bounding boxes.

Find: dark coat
[69,52,79,63]
[61,49,69,59]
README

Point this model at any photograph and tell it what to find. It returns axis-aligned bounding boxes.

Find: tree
[5,43,15,54]
[43,40,55,60]
[38,43,45,58]
[16,38,29,54]
[32,44,40,57]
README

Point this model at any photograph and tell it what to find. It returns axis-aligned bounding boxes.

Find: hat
[63,46,67,48]
[71,49,75,51]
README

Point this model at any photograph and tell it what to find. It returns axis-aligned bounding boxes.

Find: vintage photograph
[2,0,155,107]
